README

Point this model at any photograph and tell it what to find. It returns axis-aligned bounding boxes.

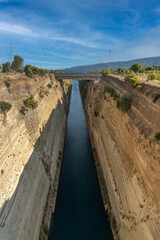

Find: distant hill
[62,56,160,73]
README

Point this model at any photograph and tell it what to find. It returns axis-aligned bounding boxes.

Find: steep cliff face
[83,76,160,240]
[0,73,71,240]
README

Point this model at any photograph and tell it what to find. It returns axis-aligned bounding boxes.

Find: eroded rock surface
[0,73,71,240]
[82,76,160,240]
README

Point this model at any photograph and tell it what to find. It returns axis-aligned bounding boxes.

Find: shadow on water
[48,80,113,240]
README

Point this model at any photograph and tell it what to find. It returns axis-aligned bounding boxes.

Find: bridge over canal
[54,73,102,81]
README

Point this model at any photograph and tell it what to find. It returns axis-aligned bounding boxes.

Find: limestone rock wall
[83,76,160,240]
[0,73,71,240]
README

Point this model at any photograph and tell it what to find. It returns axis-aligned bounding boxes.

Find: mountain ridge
[61,56,160,73]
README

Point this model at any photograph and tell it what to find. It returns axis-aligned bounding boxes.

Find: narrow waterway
[48,80,113,240]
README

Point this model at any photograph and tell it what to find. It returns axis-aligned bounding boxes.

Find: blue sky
[0,0,160,69]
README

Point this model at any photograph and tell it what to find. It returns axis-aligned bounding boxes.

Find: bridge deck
[54,73,102,80]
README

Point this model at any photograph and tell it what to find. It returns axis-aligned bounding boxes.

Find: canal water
[48,80,113,240]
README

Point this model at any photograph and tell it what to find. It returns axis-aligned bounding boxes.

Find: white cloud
[154,7,160,14]
[0,20,104,48]
[48,35,99,48]
[25,59,60,64]
[127,45,160,58]
[0,21,38,37]
[0,18,122,51]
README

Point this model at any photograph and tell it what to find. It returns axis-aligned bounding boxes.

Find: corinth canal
[48,80,113,240]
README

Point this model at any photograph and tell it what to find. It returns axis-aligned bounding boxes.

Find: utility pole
[44,53,46,69]
[108,49,111,69]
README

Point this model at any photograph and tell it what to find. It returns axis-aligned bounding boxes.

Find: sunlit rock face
[0,73,71,240]
[82,75,160,240]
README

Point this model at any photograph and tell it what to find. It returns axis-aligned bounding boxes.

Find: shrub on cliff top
[11,55,24,71]
[24,64,39,75]
[2,62,10,73]
[125,72,141,89]
[25,68,33,78]
[147,71,160,80]
[38,69,46,76]
[130,63,142,73]
[24,96,38,109]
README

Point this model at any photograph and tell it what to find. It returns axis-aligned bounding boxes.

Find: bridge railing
[54,73,102,80]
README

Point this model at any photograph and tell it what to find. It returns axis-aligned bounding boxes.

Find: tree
[131,63,142,73]
[152,65,158,71]
[2,62,10,72]
[38,69,46,76]
[24,65,39,75]
[12,55,24,71]
[25,68,33,78]
[118,67,126,75]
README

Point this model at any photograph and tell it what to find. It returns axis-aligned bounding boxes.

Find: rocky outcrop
[0,73,71,240]
[82,76,160,240]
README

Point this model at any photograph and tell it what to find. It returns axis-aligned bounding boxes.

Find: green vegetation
[125,72,142,90]
[104,86,115,96]
[47,84,52,89]
[137,85,142,91]
[90,68,116,75]
[25,68,33,78]
[38,68,46,76]
[24,96,38,109]
[49,70,64,74]
[130,63,142,73]
[12,55,24,71]
[104,86,119,99]
[104,86,131,112]
[24,64,49,77]
[155,132,160,140]
[24,65,39,75]
[2,62,10,72]
[116,96,131,112]
[64,81,72,92]
[117,67,129,75]
[0,101,12,114]
[147,71,160,80]
[89,63,160,78]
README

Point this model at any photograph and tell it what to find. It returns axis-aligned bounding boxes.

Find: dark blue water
[48,80,113,240]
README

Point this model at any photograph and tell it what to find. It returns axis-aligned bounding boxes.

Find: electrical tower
[8,43,13,64]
